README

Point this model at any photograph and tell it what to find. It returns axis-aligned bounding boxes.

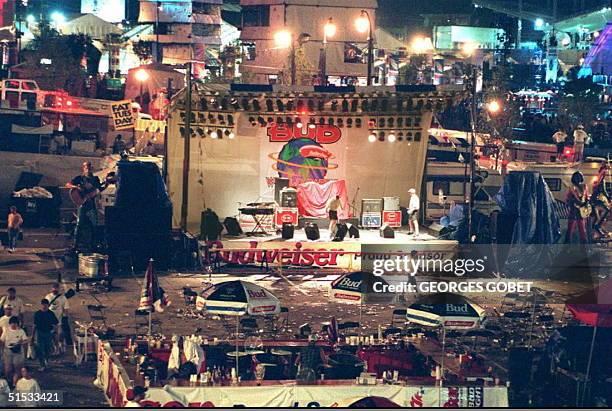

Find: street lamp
[461,42,478,56]
[411,36,432,54]
[486,100,501,114]
[274,30,310,85]
[319,17,336,84]
[355,10,374,86]
[135,68,149,108]
[50,11,65,27]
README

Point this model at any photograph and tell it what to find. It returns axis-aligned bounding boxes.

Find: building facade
[239,0,377,85]
[138,0,222,66]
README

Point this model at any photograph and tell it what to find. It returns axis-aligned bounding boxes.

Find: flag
[139,259,170,313]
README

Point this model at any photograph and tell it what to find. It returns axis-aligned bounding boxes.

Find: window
[433,181,449,197]
[5,80,20,89]
[544,178,561,191]
[192,2,213,14]
[242,6,270,27]
[155,23,173,35]
[433,180,465,196]
[344,43,365,64]
[243,43,256,61]
[22,81,38,91]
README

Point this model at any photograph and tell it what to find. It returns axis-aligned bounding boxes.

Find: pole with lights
[274,30,310,85]
[135,68,150,110]
[355,10,374,86]
[319,17,336,85]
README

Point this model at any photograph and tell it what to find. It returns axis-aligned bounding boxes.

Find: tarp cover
[297,179,349,219]
[494,171,561,277]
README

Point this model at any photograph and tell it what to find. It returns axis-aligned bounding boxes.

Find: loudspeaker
[379,224,395,238]
[105,206,172,235]
[305,223,320,241]
[348,224,360,239]
[280,188,298,208]
[223,217,242,236]
[200,209,223,241]
[106,233,171,271]
[361,198,382,213]
[274,178,290,204]
[333,223,348,241]
[507,347,533,388]
[282,223,294,239]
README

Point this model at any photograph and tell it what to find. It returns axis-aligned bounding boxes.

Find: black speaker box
[333,223,348,241]
[348,224,360,239]
[507,347,533,388]
[105,206,172,235]
[282,223,294,239]
[223,217,242,236]
[379,224,395,238]
[305,223,320,241]
[106,233,171,271]
[362,198,383,213]
[280,189,298,208]
[274,178,290,204]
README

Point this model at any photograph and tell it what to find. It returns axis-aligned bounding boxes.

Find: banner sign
[202,239,458,270]
[95,341,131,408]
[137,385,508,407]
[110,100,135,130]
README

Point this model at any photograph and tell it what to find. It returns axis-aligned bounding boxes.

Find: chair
[87,304,107,329]
[134,310,162,335]
[391,308,407,327]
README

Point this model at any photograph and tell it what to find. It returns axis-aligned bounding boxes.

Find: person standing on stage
[408,188,420,238]
[565,171,590,244]
[551,127,567,161]
[326,195,343,239]
[66,162,102,252]
[572,125,588,162]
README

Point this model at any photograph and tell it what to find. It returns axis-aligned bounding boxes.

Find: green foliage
[559,76,602,129]
[479,65,521,139]
[133,40,153,64]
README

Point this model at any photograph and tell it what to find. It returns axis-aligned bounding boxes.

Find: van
[0,79,40,109]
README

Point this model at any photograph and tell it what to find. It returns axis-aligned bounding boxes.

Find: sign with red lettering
[267,123,341,144]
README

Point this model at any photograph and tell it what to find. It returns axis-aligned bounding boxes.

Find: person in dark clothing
[295,335,326,381]
[32,299,58,371]
[112,134,126,154]
[66,162,102,252]
[565,171,590,244]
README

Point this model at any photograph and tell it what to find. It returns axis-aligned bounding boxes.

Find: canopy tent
[124,63,185,103]
[61,13,123,40]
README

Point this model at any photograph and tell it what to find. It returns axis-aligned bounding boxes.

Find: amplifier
[280,188,298,208]
[361,198,382,213]
[274,207,298,227]
[383,196,400,211]
[361,212,382,228]
[382,210,402,227]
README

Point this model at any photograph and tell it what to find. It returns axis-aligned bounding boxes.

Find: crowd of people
[0,283,71,406]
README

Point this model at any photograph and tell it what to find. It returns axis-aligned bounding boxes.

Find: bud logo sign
[267,123,342,185]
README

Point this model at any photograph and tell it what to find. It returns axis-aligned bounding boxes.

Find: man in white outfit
[573,125,587,162]
[407,188,420,238]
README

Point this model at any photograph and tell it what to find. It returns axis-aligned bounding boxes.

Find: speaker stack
[305,223,320,241]
[333,223,348,241]
[223,217,242,236]
[281,222,294,239]
[276,187,298,231]
[382,196,401,227]
[274,178,290,204]
[379,224,395,238]
[361,199,382,228]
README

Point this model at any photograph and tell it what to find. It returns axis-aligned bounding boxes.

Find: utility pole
[468,67,478,241]
[163,77,172,183]
[180,61,192,231]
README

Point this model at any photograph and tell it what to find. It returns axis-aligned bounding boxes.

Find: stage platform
[201,226,458,270]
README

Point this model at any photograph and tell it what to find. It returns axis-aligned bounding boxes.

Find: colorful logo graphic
[269,138,338,181]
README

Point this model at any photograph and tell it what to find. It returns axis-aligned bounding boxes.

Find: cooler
[382,210,402,227]
[274,207,298,228]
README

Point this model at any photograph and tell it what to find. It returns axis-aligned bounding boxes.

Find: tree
[132,40,153,64]
[478,64,521,140]
[19,19,98,95]
[558,76,602,130]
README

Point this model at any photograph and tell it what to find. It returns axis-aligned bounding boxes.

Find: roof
[62,13,123,39]
[375,28,405,51]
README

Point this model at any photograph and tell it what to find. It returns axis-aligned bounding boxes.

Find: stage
[201,226,459,270]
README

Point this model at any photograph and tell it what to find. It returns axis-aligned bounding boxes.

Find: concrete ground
[1,228,609,407]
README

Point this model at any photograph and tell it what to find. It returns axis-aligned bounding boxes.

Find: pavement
[0,228,608,407]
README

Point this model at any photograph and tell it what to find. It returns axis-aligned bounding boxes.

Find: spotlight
[435,101,443,110]
[388,117,394,127]
[347,118,353,128]
[319,117,325,125]
[415,117,421,126]
[217,129,223,139]
[416,100,424,110]
[228,115,235,126]
[406,98,413,109]
[296,100,305,112]
[355,118,362,128]
[371,100,378,111]
[196,127,205,137]
[180,126,185,136]
[327,117,334,125]
[208,113,215,123]
[396,98,403,111]
[397,118,404,127]
[224,129,231,137]
[253,99,261,111]
[406,132,413,141]
[267,117,274,124]
[257,116,266,126]
[277,99,285,111]
[230,98,240,110]
[277,117,284,124]
[220,98,228,110]
[388,132,396,142]
[341,99,349,112]
[425,100,432,110]
[249,116,256,126]
[308,123,316,129]
[218,114,225,123]
[351,99,358,112]
[317,100,325,111]
[331,100,338,111]
[308,117,316,125]
[368,119,376,127]
[337,118,344,128]
[398,132,404,141]
[266,99,274,112]
[406,117,412,126]
[368,133,376,142]
[286,116,293,125]
[379,118,385,127]
[296,118,303,128]
[286,100,294,111]
[241,98,250,110]
[228,131,235,139]
[211,130,219,139]
[361,99,370,112]
[378,132,385,142]
[381,99,389,111]
[415,132,422,141]
[200,98,208,110]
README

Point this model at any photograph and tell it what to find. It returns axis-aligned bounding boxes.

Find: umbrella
[565,280,612,406]
[138,259,170,335]
[330,271,393,332]
[406,292,486,383]
[196,280,280,376]
[333,396,401,408]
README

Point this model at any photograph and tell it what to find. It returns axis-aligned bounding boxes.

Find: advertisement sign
[110,100,135,131]
[95,341,130,408]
